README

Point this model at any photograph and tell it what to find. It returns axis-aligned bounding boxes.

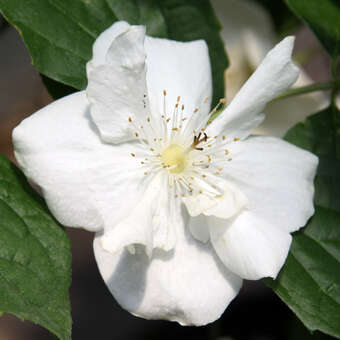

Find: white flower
[13,21,318,326]
[211,0,327,137]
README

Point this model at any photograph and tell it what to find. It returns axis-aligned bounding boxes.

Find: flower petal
[87,25,149,144]
[222,136,318,233]
[144,36,212,123]
[182,177,247,219]
[188,214,210,243]
[209,211,292,280]
[87,21,130,70]
[93,216,242,326]
[13,91,146,232]
[100,172,177,257]
[207,36,299,140]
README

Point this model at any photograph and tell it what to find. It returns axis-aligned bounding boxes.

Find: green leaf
[265,206,340,338]
[0,155,72,340]
[285,0,340,57]
[0,0,227,105]
[41,74,77,100]
[285,106,340,213]
[265,105,340,338]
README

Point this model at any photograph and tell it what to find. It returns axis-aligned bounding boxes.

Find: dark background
[0,2,335,339]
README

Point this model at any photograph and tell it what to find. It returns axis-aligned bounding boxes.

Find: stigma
[161,144,189,174]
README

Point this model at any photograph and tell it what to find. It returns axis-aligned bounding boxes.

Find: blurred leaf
[265,206,340,338]
[250,0,299,36]
[265,105,340,338]
[0,155,72,340]
[285,0,340,57]
[0,0,227,104]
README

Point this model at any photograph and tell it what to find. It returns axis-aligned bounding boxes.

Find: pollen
[161,144,189,174]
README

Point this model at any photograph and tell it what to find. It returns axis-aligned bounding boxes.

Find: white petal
[94,216,242,326]
[182,178,247,219]
[222,136,318,233]
[144,37,212,123]
[87,21,130,69]
[188,214,210,243]
[207,37,299,140]
[87,25,149,144]
[13,91,146,232]
[209,211,292,280]
[100,172,177,257]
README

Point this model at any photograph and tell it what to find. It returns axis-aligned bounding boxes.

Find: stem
[273,80,340,102]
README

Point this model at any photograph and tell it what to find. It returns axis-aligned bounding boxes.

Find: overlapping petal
[87,24,149,144]
[221,136,318,233]
[94,214,242,326]
[87,21,212,145]
[182,177,247,219]
[100,172,178,257]
[87,21,130,70]
[209,211,292,280]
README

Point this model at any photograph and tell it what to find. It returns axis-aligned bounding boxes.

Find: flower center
[161,144,189,174]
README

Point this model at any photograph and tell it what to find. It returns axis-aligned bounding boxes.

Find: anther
[192,132,208,150]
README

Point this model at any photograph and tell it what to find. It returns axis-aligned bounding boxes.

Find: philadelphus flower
[13,21,318,326]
